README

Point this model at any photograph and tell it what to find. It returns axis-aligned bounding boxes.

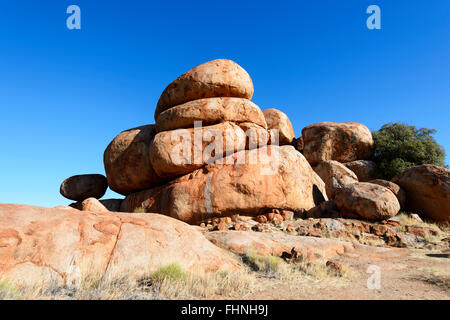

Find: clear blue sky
[1,0,449,207]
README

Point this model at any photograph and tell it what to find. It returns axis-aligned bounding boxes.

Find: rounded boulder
[156,97,266,132]
[103,125,163,195]
[334,182,400,221]
[60,174,108,201]
[155,59,254,118]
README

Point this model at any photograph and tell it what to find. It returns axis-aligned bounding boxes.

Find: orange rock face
[0,204,238,288]
[313,160,358,199]
[155,97,266,132]
[369,179,406,209]
[60,174,108,201]
[122,146,328,224]
[344,160,377,182]
[81,198,109,213]
[334,182,400,221]
[301,122,374,166]
[149,122,248,179]
[262,108,295,145]
[392,165,450,222]
[103,125,163,195]
[155,59,254,118]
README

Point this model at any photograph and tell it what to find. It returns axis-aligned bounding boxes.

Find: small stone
[326,260,344,276]
[370,224,390,236]
[273,214,284,225]
[325,219,344,231]
[409,213,423,223]
[287,225,297,233]
[280,210,294,221]
[215,222,229,231]
[266,212,275,222]
[254,215,268,223]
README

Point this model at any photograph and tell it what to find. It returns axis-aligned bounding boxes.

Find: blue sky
[0,0,449,207]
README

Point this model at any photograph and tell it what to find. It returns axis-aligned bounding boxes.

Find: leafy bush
[372,122,446,180]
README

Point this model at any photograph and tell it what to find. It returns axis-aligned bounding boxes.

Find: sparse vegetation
[145,263,187,285]
[372,122,447,180]
[0,280,18,299]
[396,212,442,234]
[133,207,146,213]
[243,249,282,274]
[242,249,357,284]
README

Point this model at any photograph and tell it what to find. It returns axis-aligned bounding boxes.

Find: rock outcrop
[60,174,108,201]
[302,122,374,166]
[392,165,450,222]
[334,182,400,220]
[0,204,238,288]
[121,146,327,224]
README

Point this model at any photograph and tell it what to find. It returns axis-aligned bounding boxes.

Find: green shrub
[372,122,446,180]
[149,263,187,284]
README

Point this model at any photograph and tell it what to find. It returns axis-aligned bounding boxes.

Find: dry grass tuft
[0,264,257,300]
[241,249,358,285]
[396,212,443,233]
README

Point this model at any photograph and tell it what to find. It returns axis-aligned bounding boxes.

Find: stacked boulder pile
[59,59,450,225]
[300,122,401,220]
[62,59,327,224]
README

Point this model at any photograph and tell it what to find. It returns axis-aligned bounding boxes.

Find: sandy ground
[243,248,449,300]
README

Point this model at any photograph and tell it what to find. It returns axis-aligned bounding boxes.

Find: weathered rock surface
[81,198,109,213]
[344,160,377,182]
[237,122,270,149]
[262,108,295,145]
[369,179,406,209]
[155,97,266,132]
[0,204,238,288]
[60,174,108,201]
[103,125,163,196]
[122,146,328,224]
[155,59,254,118]
[392,165,450,223]
[206,231,355,261]
[149,122,247,179]
[302,122,374,166]
[334,182,400,220]
[205,231,407,261]
[313,160,358,199]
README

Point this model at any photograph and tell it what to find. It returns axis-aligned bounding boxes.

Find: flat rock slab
[205,230,355,261]
[0,204,238,289]
[205,230,407,261]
